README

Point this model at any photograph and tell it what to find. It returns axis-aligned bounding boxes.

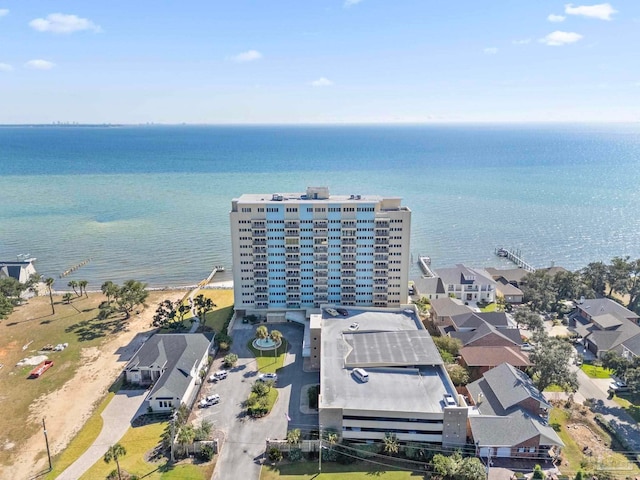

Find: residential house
[125,333,213,411]
[435,264,497,303]
[0,257,37,284]
[411,276,446,301]
[465,363,563,459]
[429,297,473,324]
[570,298,640,358]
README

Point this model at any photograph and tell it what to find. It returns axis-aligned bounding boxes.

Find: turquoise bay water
[0,124,639,288]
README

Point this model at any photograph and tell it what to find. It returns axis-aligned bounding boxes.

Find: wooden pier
[418,256,437,277]
[495,248,536,273]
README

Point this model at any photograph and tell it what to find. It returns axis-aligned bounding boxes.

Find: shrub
[199,444,215,461]
[224,353,238,367]
[216,333,233,350]
[288,447,303,462]
[268,447,283,462]
[532,464,544,479]
[574,471,584,480]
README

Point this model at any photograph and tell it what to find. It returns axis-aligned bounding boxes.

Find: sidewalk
[57,390,147,480]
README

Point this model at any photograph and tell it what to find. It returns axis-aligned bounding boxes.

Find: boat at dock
[29,360,54,378]
[214,265,225,272]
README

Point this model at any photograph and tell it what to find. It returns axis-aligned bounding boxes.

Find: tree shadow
[65,314,126,342]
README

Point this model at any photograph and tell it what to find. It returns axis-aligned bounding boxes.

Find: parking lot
[192,322,319,480]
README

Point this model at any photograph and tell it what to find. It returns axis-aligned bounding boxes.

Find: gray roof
[620,334,640,356]
[469,409,563,448]
[451,312,510,330]
[430,297,472,318]
[344,330,443,368]
[412,276,446,296]
[485,267,529,285]
[577,298,639,321]
[467,363,550,416]
[495,278,524,297]
[127,333,212,400]
[450,322,522,347]
[320,307,454,415]
[592,313,623,329]
[435,264,496,287]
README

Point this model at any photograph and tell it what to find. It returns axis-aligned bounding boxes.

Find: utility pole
[170,411,176,462]
[42,418,52,471]
[318,425,322,474]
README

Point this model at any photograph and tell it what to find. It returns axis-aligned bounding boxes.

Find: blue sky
[0,1,638,123]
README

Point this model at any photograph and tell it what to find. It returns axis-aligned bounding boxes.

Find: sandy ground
[6,291,184,480]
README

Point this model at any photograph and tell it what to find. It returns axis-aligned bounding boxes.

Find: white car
[258,373,278,383]
[205,394,221,405]
[325,308,339,317]
[208,370,228,382]
[348,322,360,331]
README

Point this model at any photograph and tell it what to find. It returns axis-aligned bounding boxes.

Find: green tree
[0,293,14,319]
[529,333,578,392]
[581,261,608,297]
[601,351,635,380]
[446,363,470,386]
[270,329,283,344]
[62,292,73,304]
[103,443,127,480]
[194,294,216,321]
[432,452,459,479]
[607,256,632,297]
[79,279,88,298]
[433,336,462,359]
[514,306,543,331]
[194,420,213,441]
[223,353,238,367]
[67,280,79,297]
[45,277,55,315]
[113,280,148,319]
[458,456,487,480]
[286,428,301,445]
[255,325,269,341]
[382,432,399,455]
[177,424,196,457]
[101,280,118,302]
[0,277,24,298]
[152,299,177,329]
[252,381,271,397]
[521,270,556,312]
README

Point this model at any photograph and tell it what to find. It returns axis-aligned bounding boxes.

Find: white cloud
[24,59,55,70]
[565,3,617,20]
[29,13,102,34]
[539,31,584,46]
[0,62,13,72]
[548,14,566,22]
[483,47,498,55]
[512,38,532,45]
[0,9,9,17]
[344,0,363,7]
[230,50,262,63]
[310,77,334,87]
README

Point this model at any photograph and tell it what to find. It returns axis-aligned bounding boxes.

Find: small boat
[496,248,508,257]
[29,360,54,378]
[215,265,225,272]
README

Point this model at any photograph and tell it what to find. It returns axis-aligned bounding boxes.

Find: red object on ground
[29,360,54,378]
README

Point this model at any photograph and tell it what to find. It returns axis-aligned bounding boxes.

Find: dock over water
[495,248,536,273]
[418,256,437,277]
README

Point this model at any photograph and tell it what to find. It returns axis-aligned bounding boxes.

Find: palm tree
[67,280,79,297]
[103,443,127,480]
[62,293,73,304]
[101,281,116,302]
[45,277,55,314]
[177,424,196,457]
[286,428,301,445]
[79,280,88,298]
[194,294,216,322]
[270,329,283,359]
[382,433,400,455]
[255,325,269,341]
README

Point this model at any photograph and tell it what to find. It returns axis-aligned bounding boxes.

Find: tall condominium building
[230,186,411,316]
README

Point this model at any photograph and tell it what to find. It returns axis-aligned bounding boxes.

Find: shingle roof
[485,267,530,285]
[459,346,531,368]
[128,333,212,400]
[451,312,510,330]
[620,334,640,357]
[578,299,639,321]
[412,276,446,295]
[592,313,623,329]
[430,297,472,318]
[450,322,522,347]
[469,409,563,448]
[481,363,550,412]
[495,278,524,297]
[435,264,496,287]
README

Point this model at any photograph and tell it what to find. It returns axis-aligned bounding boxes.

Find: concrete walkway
[57,389,147,480]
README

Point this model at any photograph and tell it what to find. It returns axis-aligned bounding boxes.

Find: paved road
[572,363,640,451]
[57,389,147,480]
[206,323,319,480]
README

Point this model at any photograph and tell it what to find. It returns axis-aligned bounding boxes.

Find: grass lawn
[248,339,289,373]
[611,394,640,422]
[480,303,498,312]
[580,363,612,379]
[45,377,122,480]
[543,384,565,392]
[261,462,426,479]
[79,420,211,480]
[185,289,234,332]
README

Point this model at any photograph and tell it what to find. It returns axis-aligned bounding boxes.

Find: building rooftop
[320,307,454,415]
[578,298,639,321]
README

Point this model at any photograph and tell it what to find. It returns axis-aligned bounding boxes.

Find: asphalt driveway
[207,322,319,480]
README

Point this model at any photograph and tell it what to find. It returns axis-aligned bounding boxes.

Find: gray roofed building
[485,267,529,286]
[450,322,522,348]
[434,264,497,304]
[465,363,562,458]
[430,297,473,323]
[412,276,446,299]
[125,333,213,411]
[344,330,443,367]
[0,257,37,284]
[450,311,510,330]
[575,298,639,323]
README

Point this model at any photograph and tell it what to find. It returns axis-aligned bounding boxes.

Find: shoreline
[39,279,235,296]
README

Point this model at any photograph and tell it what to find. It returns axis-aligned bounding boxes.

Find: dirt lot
[1,289,184,480]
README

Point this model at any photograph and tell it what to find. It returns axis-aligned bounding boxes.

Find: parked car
[198,399,210,408]
[348,322,360,331]
[609,381,629,393]
[443,393,457,407]
[208,370,228,382]
[336,308,349,316]
[325,308,339,317]
[258,373,278,383]
[520,343,534,351]
[205,394,221,405]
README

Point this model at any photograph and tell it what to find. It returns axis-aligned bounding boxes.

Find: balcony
[287,303,301,309]
[314,254,328,261]
[315,278,328,285]
[253,239,267,246]
[252,221,266,228]
[342,221,356,228]
[256,294,268,301]
[314,245,328,253]
[374,279,388,285]
[255,278,268,285]
[314,286,328,293]
[342,278,356,286]
[374,293,387,300]
[342,286,356,293]
[286,280,300,286]
[256,303,268,309]
[314,294,328,302]
[255,286,268,293]
[374,271,387,278]
[255,272,268,279]
[342,246,356,253]
[341,253,356,261]
[254,262,267,270]
[252,230,266,237]
[314,263,328,270]
[375,220,390,229]
[343,271,356,278]
[342,262,356,269]
[285,221,299,229]
[315,271,328,278]
[286,261,301,268]
[375,229,389,237]
[253,246,267,253]
[314,229,328,237]
[374,254,388,261]
[343,238,356,245]
[287,286,300,293]
[374,246,388,253]
[374,286,387,293]
[285,246,299,253]
[285,230,299,237]
[374,263,388,269]
[373,301,387,308]
[374,239,389,245]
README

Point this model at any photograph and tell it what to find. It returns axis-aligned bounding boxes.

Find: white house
[434,264,497,303]
[125,333,213,411]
